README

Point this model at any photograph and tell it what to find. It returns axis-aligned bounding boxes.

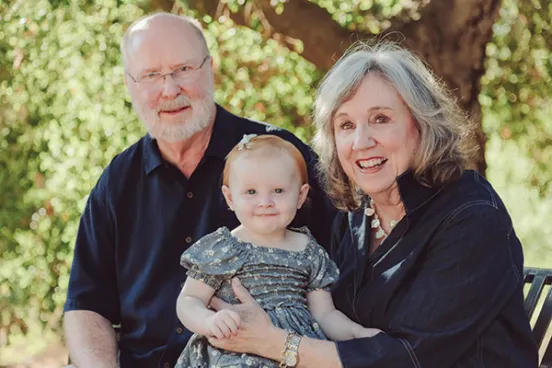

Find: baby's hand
[206,309,241,339]
[353,326,383,339]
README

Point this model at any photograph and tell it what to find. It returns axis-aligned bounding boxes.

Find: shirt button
[164,363,170,368]
[187,191,193,199]
[176,327,183,334]
[185,236,192,244]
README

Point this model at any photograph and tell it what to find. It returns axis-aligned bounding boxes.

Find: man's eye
[274,188,284,194]
[141,72,160,80]
[246,189,256,195]
[173,65,193,77]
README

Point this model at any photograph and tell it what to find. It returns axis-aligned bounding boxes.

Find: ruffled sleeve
[307,240,340,292]
[180,227,247,290]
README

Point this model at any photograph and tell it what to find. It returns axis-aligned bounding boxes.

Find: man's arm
[64,174,121,367]
[64,310,118,368]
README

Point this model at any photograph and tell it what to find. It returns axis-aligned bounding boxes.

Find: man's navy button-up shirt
[64,105,336,368]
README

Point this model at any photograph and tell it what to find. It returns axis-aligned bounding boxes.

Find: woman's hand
[207,278,277,356]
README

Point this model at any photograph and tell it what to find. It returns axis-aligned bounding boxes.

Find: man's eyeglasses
[127,55,210,85]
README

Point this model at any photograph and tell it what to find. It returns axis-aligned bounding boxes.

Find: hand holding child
[206,309,241,339]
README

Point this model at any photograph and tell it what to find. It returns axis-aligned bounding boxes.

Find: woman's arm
[210,205,535,368]
[307,289,381,340]
[332,204,533,368]
[208,278,343,367]
[257,327,344,368]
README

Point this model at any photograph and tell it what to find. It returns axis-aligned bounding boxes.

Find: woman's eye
[374,114,390,124]
[274,188,284,194]
[246,189,256,195]
[339,121,354,130]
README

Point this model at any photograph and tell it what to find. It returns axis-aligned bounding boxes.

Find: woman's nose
[352,125,376,150]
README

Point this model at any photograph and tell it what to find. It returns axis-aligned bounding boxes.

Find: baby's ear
[297,184,310,209]
[221,185,234,210]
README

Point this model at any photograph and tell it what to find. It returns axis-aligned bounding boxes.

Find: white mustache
[156,95,191,112]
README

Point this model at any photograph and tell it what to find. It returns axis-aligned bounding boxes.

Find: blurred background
[1,0,551,366]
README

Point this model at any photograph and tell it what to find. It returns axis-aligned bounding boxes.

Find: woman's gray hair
[313,41,477,211]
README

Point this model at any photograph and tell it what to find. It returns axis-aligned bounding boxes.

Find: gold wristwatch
[280,332,302,368]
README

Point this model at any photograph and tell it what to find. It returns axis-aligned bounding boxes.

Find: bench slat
[541,340,552,368]
[533,284,552,347]
[525,271,548,318]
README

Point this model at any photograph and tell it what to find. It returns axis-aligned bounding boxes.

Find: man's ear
[221,185,234,210]
[297,184,310,209]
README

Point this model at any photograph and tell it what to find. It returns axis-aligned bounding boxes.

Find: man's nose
[160,74,180,99]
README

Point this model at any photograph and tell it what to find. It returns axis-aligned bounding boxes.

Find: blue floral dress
[175,226,339,368]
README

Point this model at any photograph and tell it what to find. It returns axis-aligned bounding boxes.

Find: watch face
[284,353,298,366]
[290,335,301,345]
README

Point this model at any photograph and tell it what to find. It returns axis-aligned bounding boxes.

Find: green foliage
[204,19,322,141]
[0,0,551,355]
[0,0,145,338]
[481,0,552,267]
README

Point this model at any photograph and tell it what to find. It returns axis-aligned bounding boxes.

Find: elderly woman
[207,42,538,367]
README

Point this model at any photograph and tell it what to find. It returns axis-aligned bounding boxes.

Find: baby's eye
[274,188,284,194]
[246,189,257,195]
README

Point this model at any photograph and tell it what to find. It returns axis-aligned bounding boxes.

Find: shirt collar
[142,134,164,175]
[395,169,443,215]
[204,104,242,160]
[142,104,239,175]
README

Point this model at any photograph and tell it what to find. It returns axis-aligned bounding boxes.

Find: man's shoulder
[92,136,147,197]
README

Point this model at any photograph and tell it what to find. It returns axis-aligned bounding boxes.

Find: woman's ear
[221,185,234,211]
[297,184,310,209]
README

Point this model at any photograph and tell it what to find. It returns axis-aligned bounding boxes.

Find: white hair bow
[237,134,258,150]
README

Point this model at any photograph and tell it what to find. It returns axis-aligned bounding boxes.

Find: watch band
[280,332,302,368]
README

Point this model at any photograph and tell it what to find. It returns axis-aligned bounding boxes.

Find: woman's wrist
[256,325,288,360]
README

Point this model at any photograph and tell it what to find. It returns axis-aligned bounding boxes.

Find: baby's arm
[177,277,240,338]
[307,289,382,341]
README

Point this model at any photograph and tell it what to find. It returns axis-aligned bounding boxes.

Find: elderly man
[63,12,335,368]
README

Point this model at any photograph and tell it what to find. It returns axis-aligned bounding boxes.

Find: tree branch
[185,0,502,173]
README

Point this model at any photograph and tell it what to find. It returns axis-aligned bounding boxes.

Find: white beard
[135,93,215,142]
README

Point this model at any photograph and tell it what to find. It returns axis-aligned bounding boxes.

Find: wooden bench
[524,267,552,368]
[68,267,552,367]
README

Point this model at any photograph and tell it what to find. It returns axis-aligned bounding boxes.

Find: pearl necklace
[364,199,399,240]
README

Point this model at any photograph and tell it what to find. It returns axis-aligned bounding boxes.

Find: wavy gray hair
[312,41,476,211]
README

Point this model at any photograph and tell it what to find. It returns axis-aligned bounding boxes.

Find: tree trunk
[158,0,502,174]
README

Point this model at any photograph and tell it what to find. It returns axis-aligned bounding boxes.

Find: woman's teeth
[358,158,387,169]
